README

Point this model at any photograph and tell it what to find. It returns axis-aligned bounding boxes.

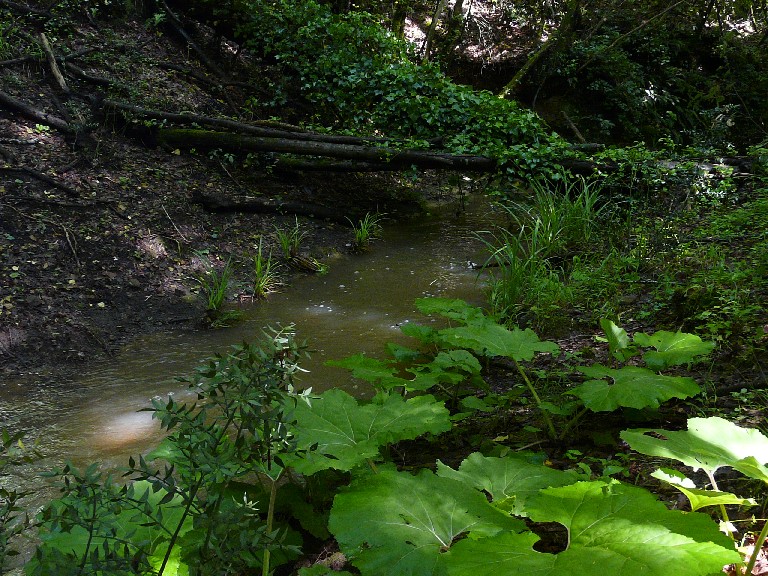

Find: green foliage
[30,330,311,576]
[572,365,700,412]
[480,174,616,327]
[537,2,768,147]
[445,478,739,576]
[195,255,241,327]
[329,468,527,575]
[328,454,739,576]
[1,430,36,570]
[274,217,307,259]
[252,237,281,298]
[348,212,384,252]
[231,0,570,181]
[331,298,712,440]
[623,416,768,572]
[28,474,191,576]
[436,452,580,516]
[288,389,452,475]
[8,311,760,576]
[621,417,768,481]
[567,320,712,412]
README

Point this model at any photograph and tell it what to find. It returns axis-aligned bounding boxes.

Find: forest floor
[0,10,433,382]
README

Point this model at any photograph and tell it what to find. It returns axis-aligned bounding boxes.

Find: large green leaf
[414,298,487,323]
[325,354,403,388]
[446,480,739,576]
[327,350,481,394]
[570,364,700,412]
[436,452,579,516]
[621,417,768,479]
[438,323,559,361]
[651,469,756,512]
[600,319,634,362]
[633,330,715,370]
[329,469,526,576]
[289,390,451,475]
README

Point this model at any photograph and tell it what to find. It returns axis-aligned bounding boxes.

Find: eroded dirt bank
[0,13,430,379]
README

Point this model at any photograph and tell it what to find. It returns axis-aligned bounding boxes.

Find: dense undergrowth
[3,299,767,575]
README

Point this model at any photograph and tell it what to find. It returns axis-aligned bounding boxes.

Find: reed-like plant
[252,238,281,298]
[196,255,241,326]
[504,174,607,259]
[348,212,385,252]
[274,217,307,259]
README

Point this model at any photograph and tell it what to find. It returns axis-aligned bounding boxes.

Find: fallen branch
[101,99,411,146]
[38,32,69,93]
[0,166,80,196]
[158,128,498,172]
[0,0,50,19]
[0,89,73,135]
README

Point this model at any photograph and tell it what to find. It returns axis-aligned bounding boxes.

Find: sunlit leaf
[414,297,486,323]
[446,480,739,576]
[633,330,715,370]
[600,318,634,361]
[436,452,579,516]
[571,364,700,411]
[289,390,451,474]
[329,469,526,576]
[651,469,756,511]
[438,323,559,361]
[621,417,768,478]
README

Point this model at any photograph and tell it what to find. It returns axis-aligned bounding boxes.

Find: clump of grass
[252,238,281,298]
[480,174,612,328]
[196,255,241,327]
[274,217,307,258]
[348,212,385,252]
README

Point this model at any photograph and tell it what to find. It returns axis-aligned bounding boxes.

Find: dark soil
[0,10,428,380]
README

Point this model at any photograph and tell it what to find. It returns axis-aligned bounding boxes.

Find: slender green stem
[158,482,199,576]
[558,406,590,441]
[513,358,557,439]
[705,471,733,537]
[745,519,768,576]
[78,490,98,575]
[262,476,279,576]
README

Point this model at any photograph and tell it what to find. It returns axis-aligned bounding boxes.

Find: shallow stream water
[2,196,499,481]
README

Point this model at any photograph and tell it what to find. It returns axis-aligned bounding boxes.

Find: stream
[2,196,499,480]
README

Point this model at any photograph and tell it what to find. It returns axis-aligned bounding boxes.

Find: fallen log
[0,89,73,135]
[191,190,353,225]
[102,99,423,147]
[158,128,499,172]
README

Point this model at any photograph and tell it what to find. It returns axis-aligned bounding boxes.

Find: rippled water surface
[1,195,499,485]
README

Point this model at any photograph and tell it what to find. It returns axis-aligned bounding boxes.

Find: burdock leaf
[438,323,559,361]
[329,469,525,576]
[446,480,739,576]
[600,318,634,361]
[651,469,756,511]
[571,364,700,411]
[633,330,715,370]
[436,452,579,516]
[290,390,450,474]
[621,417,768,478]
